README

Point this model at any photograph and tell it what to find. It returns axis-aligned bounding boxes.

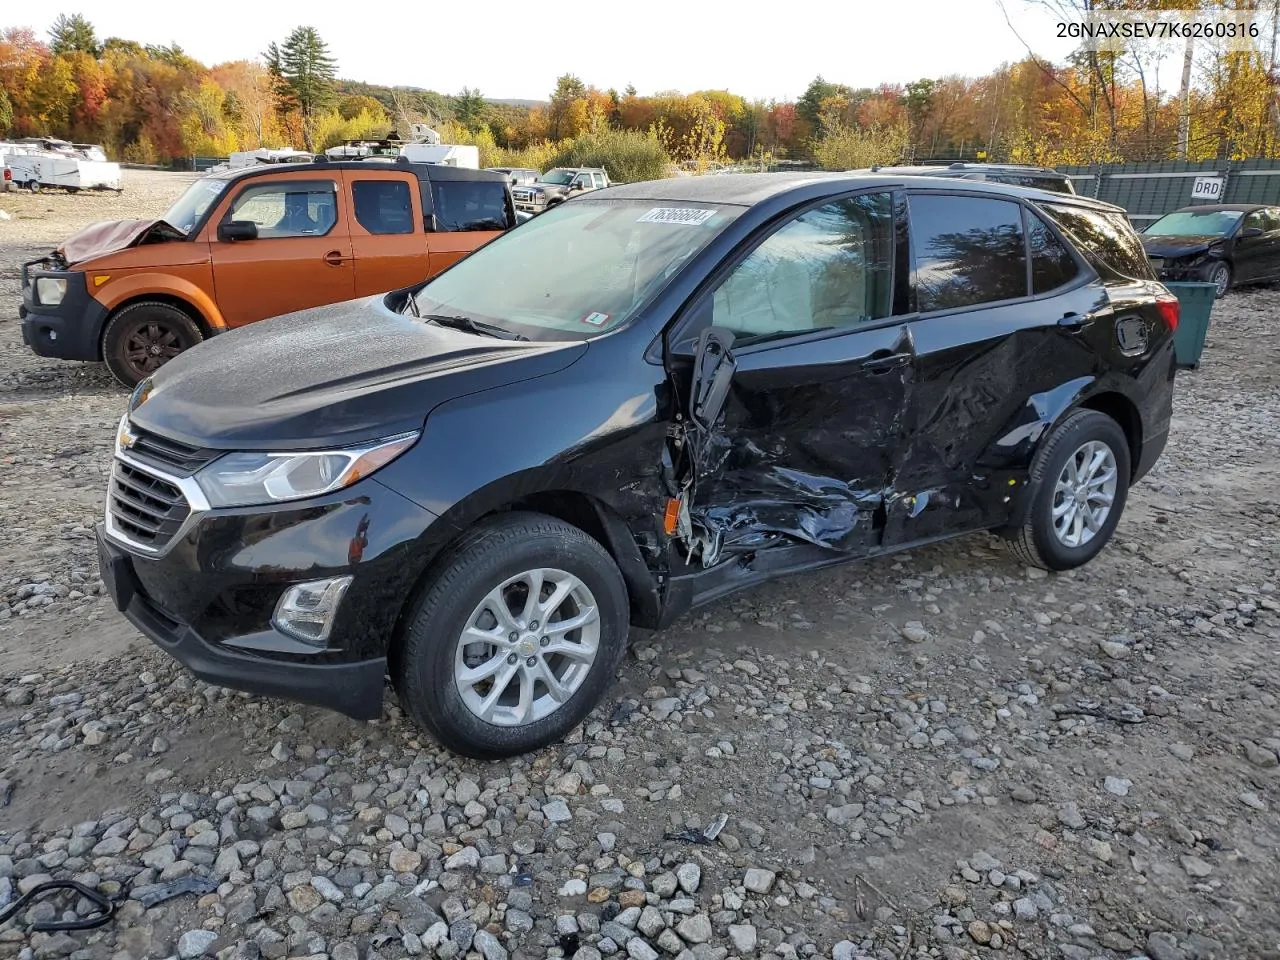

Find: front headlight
[195,432,419,508]
[35,277,67,306]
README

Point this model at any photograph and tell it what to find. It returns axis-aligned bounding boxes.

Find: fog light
[272,576,353,646]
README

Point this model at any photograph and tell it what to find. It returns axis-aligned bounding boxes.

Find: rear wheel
[102,301,204,388]
[1007,409,1130,571]
[27,181,39,194]
[395,512,629,759]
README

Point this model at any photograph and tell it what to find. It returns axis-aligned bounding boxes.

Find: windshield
[410,199,740,341]
[539,169,576,185]
[1145,210,1242,237]
[162,178,229,235]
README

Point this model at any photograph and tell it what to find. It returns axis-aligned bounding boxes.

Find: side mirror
[218,220,258,242]
[426,212,440,233]
[1242,226,1264,238]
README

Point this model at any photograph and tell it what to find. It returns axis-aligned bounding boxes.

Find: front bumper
[1148,257,1219,284]
[96,467,440,721]
[19,262,106,361]
[513,194,549,214]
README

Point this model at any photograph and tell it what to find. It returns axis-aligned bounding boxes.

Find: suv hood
[59,218,184,265]
[130,297,588,451]
[1141,234,1221,257]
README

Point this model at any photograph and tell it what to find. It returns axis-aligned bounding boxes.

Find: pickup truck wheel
[395,511,629,759]
[1007,410,1130,571]
[102,302,204,388]
[27,181,39,193]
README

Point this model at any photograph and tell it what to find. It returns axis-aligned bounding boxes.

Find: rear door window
[431,180,511,231]
[1039,202,1154,281]
[908,193,1028,312]
[352,180,415,235]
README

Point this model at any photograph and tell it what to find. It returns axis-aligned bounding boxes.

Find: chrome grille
[125,425,218,475]
[108,460,191,547]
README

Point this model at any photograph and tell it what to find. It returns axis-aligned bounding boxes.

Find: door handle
[323,250,348,266]
[1058,311,1090,329]
[862,350,910,375]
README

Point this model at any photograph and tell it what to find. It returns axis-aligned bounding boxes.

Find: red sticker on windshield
[581,312,610,327]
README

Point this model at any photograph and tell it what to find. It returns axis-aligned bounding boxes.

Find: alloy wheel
[1211,263,1230,297]
[1051,440,1119,549]
[453,567,600,727]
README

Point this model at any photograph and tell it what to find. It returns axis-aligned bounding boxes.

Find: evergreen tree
[49,13,99,57]
[264,26,336,151]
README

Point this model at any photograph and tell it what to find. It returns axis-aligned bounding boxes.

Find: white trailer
[398,142,480,169]
[205,148,315,175]
[6,151,123,193]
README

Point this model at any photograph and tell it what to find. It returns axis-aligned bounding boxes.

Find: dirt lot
[1,171,1278,960]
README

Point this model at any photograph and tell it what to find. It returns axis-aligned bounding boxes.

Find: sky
[19,0,1081,102]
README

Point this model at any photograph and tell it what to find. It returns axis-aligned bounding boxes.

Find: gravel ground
[1,171,1279,960]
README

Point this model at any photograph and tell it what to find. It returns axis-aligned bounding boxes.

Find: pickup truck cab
[20,158,515,386]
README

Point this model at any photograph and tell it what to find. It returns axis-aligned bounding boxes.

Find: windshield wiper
[421,313,529,341]
[401,292,421,317]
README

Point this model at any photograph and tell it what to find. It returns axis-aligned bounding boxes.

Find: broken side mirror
[688,326,737,432]
[218,220,258,242]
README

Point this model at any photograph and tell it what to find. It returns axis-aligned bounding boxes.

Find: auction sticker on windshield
[581,311,611,326]
[636,207,717,226]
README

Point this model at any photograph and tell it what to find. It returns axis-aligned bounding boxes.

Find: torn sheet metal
[694,467,879,559]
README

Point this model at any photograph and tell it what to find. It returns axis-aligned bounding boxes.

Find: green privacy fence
[1057,159,1280,223]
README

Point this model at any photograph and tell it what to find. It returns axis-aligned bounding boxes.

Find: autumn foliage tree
[5,9,1280,172]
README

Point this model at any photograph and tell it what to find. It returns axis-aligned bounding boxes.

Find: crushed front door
[661,190,913,572]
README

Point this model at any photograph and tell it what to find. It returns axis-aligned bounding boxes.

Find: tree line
[2,7,1278,174]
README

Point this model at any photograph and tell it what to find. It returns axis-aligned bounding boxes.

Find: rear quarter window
[1038,202,1153,281]
[431,180,512,232]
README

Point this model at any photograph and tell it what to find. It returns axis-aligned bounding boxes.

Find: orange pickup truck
[20,159,516,386]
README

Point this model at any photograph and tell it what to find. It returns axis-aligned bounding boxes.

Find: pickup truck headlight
[195,432,419,508]
[35,277,67,306]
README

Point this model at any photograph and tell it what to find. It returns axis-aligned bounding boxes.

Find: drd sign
[1191,176,1224,201]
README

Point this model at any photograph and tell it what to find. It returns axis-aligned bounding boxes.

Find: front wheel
[1006,410,1131,571]
[102,301,204,388]
[395,512,629,759]
[1206,260,1232,299]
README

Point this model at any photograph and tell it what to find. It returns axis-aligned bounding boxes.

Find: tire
[27,181,39,194]
[102,301,204,388]
[1007,409,1131,572]
[395,511,629,759]
[1206,261,1231,299]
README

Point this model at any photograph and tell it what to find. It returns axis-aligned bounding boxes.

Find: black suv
[856,162,1077,195]
[97,173,1177,758]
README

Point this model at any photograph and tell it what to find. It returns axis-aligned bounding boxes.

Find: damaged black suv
[97,173,1178,759]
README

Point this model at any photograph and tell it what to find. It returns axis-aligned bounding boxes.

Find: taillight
[1155,294,1179,332]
